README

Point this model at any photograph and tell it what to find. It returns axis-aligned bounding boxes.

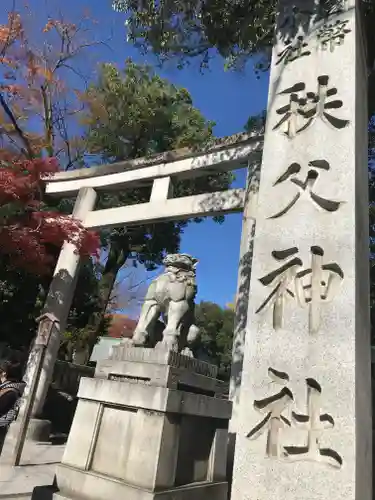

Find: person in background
[0,360,26,455]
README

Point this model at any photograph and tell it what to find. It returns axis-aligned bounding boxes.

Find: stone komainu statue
[129,253,200,355]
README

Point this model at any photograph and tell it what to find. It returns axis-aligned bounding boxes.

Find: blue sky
[1,0,269,314]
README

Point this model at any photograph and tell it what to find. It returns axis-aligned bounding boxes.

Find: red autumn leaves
[0,155,100,274]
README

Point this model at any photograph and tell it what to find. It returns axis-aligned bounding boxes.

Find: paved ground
[0,440,64,499]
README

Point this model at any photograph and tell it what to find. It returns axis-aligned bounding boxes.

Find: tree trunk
[98,267,119,315]
[83,235,130,362]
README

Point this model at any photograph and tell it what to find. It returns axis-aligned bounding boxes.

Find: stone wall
[42,361,95,436]
[52,360,94,396]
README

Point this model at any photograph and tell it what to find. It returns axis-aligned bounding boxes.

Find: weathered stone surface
[75,377,231,419]
[54,470,227,500]
[128,254,200,354]
[109,346,217,378]
[54,351,231,500]
[231,1,371,500]
[45,131,262,184]
[6,418,51,444]
[0,441,64,498]
[16,187,97,445]
[95,358,218,395]
[229,164,260,432]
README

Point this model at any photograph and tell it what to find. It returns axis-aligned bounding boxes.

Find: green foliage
[0,253,102,355]
[113,1,375,115]
[84,60,214,158]
[84,59,233,234]
[244,110,267,135]
[59,315,112,362]
[111,1,359,69]
[0,261,41,350]
[112,0,277,71]
[56,259,104,360]
[193,301,235,380]
[81,60,233,353]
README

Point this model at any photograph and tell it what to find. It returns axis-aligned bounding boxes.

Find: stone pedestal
[53,347,232,500]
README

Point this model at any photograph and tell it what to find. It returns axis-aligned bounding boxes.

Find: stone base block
[6,418,51,443]
[55,464,227,500]
[109,346,217,378]
[95,357,218,396]
[98,347,219,396]
[76,377,231,420]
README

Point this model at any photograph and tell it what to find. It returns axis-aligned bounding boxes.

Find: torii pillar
[7,187,97,442]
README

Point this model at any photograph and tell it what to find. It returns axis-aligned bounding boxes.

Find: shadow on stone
[31,485,58,500]
[44,386,77,438]
[226,432,236,499]
[230,164,260,404]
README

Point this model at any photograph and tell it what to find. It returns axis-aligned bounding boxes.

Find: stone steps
[0,485,57,500]
[0,495,31,499]
[0,442,64,499]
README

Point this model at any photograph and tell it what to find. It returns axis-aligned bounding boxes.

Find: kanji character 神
[256,246,344,333]
[255,247,302,330]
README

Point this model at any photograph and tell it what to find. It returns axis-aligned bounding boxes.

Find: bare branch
[60,62,90,85]
[0,92,33,158]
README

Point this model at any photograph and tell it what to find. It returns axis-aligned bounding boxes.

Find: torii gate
[16,131,263,442]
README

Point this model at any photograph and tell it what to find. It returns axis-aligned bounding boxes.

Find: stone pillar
[231,1,371,500]
[229,162,260,429]
[12,187,97,442]
[227,162,259,484]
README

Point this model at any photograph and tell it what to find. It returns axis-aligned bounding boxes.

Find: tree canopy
[0,10,235,357]
[77,60,233,358]
[0,11,102,351]
[0,11,102,165]
[112,0,375,114]
[0,11,101,275]
[193,301,235,380]
[112,0,277,71]
[83,60,215,158]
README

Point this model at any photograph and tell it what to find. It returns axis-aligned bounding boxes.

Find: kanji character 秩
[273,76,350,138]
